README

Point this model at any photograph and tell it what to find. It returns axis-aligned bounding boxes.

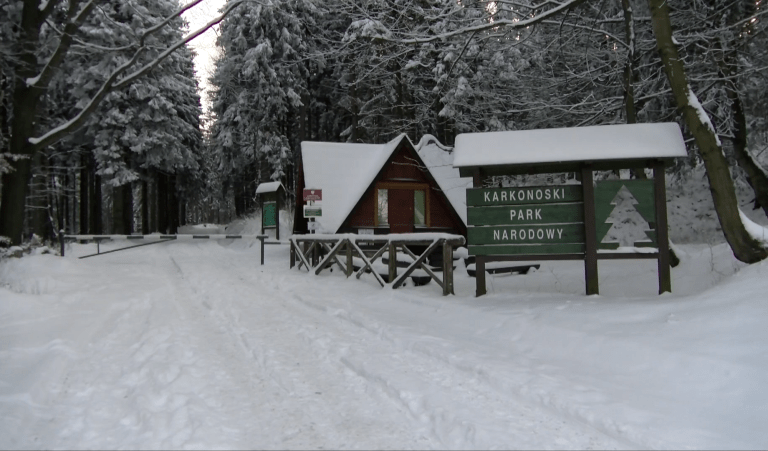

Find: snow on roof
[255,181,284,194]
[415,135,473,226]
[301,134,406,233]
[453,123,687,168]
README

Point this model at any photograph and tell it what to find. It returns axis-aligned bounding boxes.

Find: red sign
[303,189,322,201]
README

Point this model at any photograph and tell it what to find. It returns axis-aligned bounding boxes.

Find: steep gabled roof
[414,135,473,226]
[301,134,473,234]
[301,134,406,234]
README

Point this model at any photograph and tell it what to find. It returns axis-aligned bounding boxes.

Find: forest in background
[1,0,767,259]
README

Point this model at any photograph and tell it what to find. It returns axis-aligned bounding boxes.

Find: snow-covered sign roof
[453,123,687,170]
[302,135,405,234]
[255,181,284,194]
[415,135,473,226]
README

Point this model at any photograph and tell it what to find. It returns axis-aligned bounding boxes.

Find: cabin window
[414,190,426,226]
[377,189,389,225]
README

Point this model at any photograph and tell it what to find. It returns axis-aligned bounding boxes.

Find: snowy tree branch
[28,0,252,150]
[38,0,59,25]
[29,0,96,89]
[540,20,630,49]
[354,0,589,45]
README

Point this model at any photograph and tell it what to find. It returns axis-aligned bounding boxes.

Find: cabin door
[388,189,414,233]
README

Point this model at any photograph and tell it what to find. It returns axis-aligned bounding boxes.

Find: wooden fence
[290,233,465,295]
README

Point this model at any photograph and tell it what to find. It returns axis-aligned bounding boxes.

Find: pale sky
[182,0,227,113]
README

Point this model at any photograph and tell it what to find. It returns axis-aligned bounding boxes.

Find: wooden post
[345,239,353,277]
[653,160,672,294]
[275,194,280,241]
[476,256,486,297]
[290,240,295,268]
[259,235,265,265]
[442,240,452,295]
[581,165,599,295]
[388,242,397,284]
[472,168,487,297]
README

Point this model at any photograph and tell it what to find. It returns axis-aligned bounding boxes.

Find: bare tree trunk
[648,0,767,262]
[727,84,768,217]
[112,185,125,234]
[91,170,102,235]
[168,175,179,234]
[141,179,149,234]
[157,173,168,234]
[79,153,89,234]
[124,182,133,234]
[621,0,647,181]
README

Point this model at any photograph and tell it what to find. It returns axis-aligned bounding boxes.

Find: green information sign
[469,243,586,256]
[594,180,656,249]
[467,185,585,256]
[263,202,277,228]
[468,223,584,245]
[467,202,584,226]
[467,185,582,207]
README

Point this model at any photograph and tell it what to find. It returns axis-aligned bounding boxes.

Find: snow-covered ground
[1,216,767,449]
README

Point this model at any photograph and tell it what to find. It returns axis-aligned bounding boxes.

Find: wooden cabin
[295,134,472,238]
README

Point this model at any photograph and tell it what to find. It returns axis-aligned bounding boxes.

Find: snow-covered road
[2,238,767,449]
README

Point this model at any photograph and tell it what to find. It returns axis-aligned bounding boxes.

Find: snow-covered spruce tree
[0,0,243,245]
[0,1,20,178]
[35,0,203,235]
[209,0,320,216]
[332,0,474,144]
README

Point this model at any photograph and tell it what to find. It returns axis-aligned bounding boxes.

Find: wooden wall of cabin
[342,143,465,235]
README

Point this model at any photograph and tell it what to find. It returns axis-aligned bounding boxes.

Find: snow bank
[1,230,766,449]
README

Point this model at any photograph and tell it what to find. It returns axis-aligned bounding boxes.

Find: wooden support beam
[345,240,353,277]
[388,242,397,283]
[315,240,348,275]
[294,240,315,272]
[396,240,444,290]
[654,160,672,294]
[476,256,486,297]
[350,240,386,287]
[443,240,453,295]
[581,165,599,295]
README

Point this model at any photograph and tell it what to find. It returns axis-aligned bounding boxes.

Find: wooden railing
[290,233,465,295]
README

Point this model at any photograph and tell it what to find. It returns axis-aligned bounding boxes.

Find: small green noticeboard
[263,202,277,228]
[304,205,322,217]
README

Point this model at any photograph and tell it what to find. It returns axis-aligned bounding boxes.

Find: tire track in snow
[206,247,631,450]
[164,242,433,449]
[272,270,659,449]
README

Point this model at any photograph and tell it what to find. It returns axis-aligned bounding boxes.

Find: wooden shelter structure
[452,123,688,296]
[295,134,471,238]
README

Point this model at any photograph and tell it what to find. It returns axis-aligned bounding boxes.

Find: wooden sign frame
[469,160,672,297]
